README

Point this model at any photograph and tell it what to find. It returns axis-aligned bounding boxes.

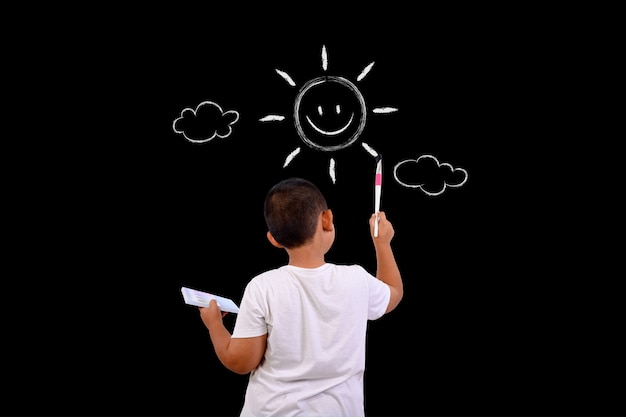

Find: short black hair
[264,177,328,249]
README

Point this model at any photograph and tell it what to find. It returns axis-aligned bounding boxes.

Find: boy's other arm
[199,299,267,375]
[370,211,404,313]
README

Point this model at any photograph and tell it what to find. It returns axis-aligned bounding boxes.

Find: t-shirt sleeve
[231,279,269,339]
[362,266,391,320]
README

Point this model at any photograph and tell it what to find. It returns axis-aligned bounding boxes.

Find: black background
[4,5,622,417]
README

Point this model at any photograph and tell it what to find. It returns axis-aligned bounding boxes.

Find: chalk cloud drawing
[260,45,398,183]
[173,101,239,143]
[393,154,468,196]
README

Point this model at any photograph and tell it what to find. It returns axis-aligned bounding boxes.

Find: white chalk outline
[361,142,379,157]
[294,75,367,152]
[173,101,239,144]
[357,62,375,82]
[373,107,398,114]
[275,69,296,87]
[259,115,285,122]
[393,154,468,196]
[329,158,336,184]
[259,45,398,183]
[283,147,301,168]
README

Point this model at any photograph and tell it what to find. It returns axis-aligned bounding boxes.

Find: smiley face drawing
[259,45,397,183]
[294,75,367,152]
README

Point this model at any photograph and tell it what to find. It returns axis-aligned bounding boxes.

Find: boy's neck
[286,247,326,269]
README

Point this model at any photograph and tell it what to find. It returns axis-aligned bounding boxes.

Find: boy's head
[264,177,329,249]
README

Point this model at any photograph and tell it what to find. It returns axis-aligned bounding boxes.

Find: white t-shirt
[232,263,391,417]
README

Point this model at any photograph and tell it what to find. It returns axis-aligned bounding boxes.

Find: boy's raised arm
[370,211,403,313]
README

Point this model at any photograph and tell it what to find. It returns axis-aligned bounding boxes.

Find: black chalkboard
[6,5,620,417]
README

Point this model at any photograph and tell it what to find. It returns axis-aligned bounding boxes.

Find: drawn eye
[318,105,323,116]
[336,104,341,114]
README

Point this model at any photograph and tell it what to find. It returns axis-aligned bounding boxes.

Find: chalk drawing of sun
[260,45,397,183]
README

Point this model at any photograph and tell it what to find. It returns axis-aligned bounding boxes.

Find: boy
[199,177,403,416]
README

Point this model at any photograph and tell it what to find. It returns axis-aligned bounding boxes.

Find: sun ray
[329,158,336,184]
[357,62,375,82]
[275,69,296,87]
[322,45,328,71]
[259,115,286,122]
[284,147,301,167]
[361,142,379,157]
[372,107,398,114]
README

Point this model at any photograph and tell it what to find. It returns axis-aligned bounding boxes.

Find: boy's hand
[199,299,228,328]
[370,211,394,243]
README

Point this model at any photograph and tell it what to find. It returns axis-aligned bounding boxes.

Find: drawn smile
[305,113,354,136]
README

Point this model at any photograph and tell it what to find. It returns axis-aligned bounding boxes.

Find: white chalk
[374,158,382,237]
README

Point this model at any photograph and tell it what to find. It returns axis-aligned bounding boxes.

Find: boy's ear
[322,209,334,231]
[267,231,284,248]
